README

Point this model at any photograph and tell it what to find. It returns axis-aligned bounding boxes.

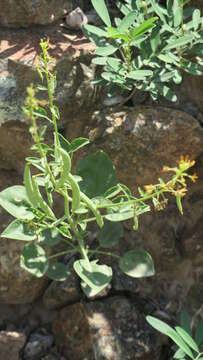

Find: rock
[0,1,84,28]
[53,303,93,360]
[66,7,88,30]
[23,332,54,360]
[0,170,49,304]
[52,296,161,360]
[0,331,26,360]
[0,232,49,304]
[0,25,98,173]
[179,74,203,113]
[43,261,82,310]
[65,106,203,187]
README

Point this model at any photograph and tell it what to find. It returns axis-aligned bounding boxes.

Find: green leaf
[131,17,158,39]
[1,219,36,241]
[167,330,194,359]
[180,310,192,336]
[76,151,117,198]
[127,70,153,80]
[20,243,48,278]
[173,0,182,27]
[0,186,35,220]
[59,134,89,154]
[151,0,167,23]
[150,27,161,52]
[174,348,186,359]
[84,24,107,37]
[193,9,201,30]
[74,259,112,295]
[146,316,176,336]
[107,26,129,41]
[92,57,109,65]
[91,0,111,27]
[107,58,122,72]
[195,320,203,346]
[95,45,118,56]
[106,209,134,222]
[164,34,194,50]
[118,11,137,32]
[120,250,155,278]
[39,228,62,247]
[46,262,70,281]
[181,60,203,76]
[175,326,199,353]
[98,221,123,248]
[157,84,177,102]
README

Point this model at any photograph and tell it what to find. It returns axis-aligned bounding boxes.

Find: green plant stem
[88,249,120,259]
[30,107,56,187]
[195,352,203,360]
[48,249,76,260]
[96,172,183,210]
[41,45,60,150]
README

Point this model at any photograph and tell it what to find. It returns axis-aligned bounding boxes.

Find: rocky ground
[0,1,203,359]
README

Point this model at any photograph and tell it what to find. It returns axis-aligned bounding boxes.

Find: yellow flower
[144,184,155,194]
[190,173,198,183]
[179,155,195,171]
[174,187,187,198]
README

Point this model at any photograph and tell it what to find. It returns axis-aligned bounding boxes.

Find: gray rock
[65,106,203,187]
[0,331,26,360]
[24,332,54,360]
[52,296,161,360]
[0,0,83,27]
[43,262,82,310]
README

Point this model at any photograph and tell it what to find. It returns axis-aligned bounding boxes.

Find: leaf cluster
[0,40,196,297]
[84,0,203,102]
[147,310,203,360]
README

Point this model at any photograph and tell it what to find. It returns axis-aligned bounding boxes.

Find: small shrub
[0,40,196,296]
[84,0,203,102]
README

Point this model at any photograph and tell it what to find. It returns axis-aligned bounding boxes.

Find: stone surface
[24,332,54,360]
[0,25,98,173]
[43,260,82,310]
[0,1,83,28]
[0,231,49,304]
[0,331,26,360]
[52,296,161,360]
[66,106,203,187]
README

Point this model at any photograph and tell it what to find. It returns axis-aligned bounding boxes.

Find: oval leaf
[99,221,124,248]
[120,250,155,278]
[76,151,117,198]
[20,243,48,278]
[175,326,199,353]
[0,185,35,220]
[46,262,70,281]
[74,259,112,294]
[1,219,36,241]
[39,228,62,247]
[91,0,111,27]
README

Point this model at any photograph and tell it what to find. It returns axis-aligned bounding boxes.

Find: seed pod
[24,164,38,208]
[32,177,55,219]
[67,173,80,212]
[80,192,104,228]
[57,148,71,188]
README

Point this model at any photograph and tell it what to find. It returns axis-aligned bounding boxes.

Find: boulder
[0,25,97,173]
[65,106,203,187]
[52,296,161,360]
[0,0,83,28]
[0,331,26,360]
